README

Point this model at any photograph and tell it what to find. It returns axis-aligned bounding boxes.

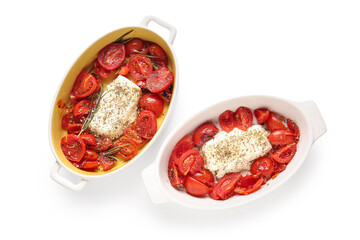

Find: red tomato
[189,169,215,188]
[237,174,261,188]
[73,100,91,117]
[97,43,126,70]
[254,108,270,124]
[139,93,164,117]
[72,71,98,99]
[214,173,242,200]
[146,67,174,93]
[83,149,99,161]
[157,87,172,102]
[118,63,130,76]
[98,155,115,171]
[235,106,253,131]
[135,80,147,89]
[184,176,211,197]
[94,59,111,79]
[125,38,144,55]
[192,122,219,145]
[171,135,194,164]
[88,137,112,152]
[287,119,300,137]
[67,123,82,134]
[219,110,236,133]
[266,112,287,132]
[61,112,75,130]
[270,143,297,163]
[128,54,153,81]
[234,177,264,195]
[135,110,157,139]
[148,44,168,66]
[168,158,185,188]
[123,123,146,146]
[80,160,99,170]
[250,157,275,178]
[69,91,78,105]
[177,149,204,175]
[60,134,85,162]
[79,134,97,145]
[268,130,297,145]
[113,138,138,160]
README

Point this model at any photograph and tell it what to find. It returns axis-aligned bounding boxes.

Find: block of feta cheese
[201,125,272,178]
[88,75,141,140]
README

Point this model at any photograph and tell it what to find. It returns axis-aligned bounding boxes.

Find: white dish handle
[297,101,327,142]
[142,163,169,204]
[139,15,177,45]
[50,162,88,192]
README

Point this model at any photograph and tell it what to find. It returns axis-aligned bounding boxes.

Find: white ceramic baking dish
[49,16,178,191]
[142,95,326,210]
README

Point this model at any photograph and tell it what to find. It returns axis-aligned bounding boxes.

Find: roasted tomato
[184,176,211,197]
[123,123,146,146]
[113,138,138,160]
[73,100,92,117]
[266,112,287,132]
[254,108,270,124]
[61,112,75,130]
[189,169,215,188]
[214,173,242,200]
[219,110,236,133]
[146,66,174,93]
[72,71,98,99]
[168,157,185,188]
[157,87,172,102]
[60,134,85,162]
[98,155,115,171]
[234,174,264,195]
[128,54,153,81]
[67,123,83,134]
[177,149,204,175]
[125,38,145,55]
[93,59,111,79]
[250,157,275,178]
[235,106,253,131]
[268,130,297,145]
[118,62,130,76]
[135,110,157,139]
[287,119,300,137]
[80,160,99,170]
[148,44,168,67]
[171,135,194,164]
[270,143,297,163]
[97,43,126,70]
[139,93,164,117]
[83,149,99,161]
[88,137,112,152]
[192,122,219,146]
[79,134,97,145]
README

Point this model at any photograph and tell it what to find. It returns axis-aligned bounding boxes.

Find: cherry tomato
[79,134,97,145]
[148,44,168,66]
[123,123,146,146]
[125,38,144,55]
[270,143,297,163]
[139,93,164,117]
[189,169,215,188]
[214,172,242,200]
[60,134,85,162]
[128,54,153,81]
[98,155,115,171]
[135,110,157,139]
[73,100,91,117]
[192,122,219,145]
[69,91,78,105]
[237,174,261,188]
[61,112,75,130]
[266,112,287,132]
[168,157,185,188]
[113,138,138,160]
[184,176,211,197]
[80,160,99,170]
[234,176,264,195]
[171,135,194,165]
[268,130,297,145]
[97,43,126,70]
[219,110,236,133]
[157,87,172,102]
[83,149,99,161]
[254,108,270,124]
[177,149,204,175]
[67,123,82,134]
[235,106,253,131]
[250,157,275,178]
[94,59,111,79]
[118,62,130,76]
[146,67,174,93]
[287,119,300,137]
[88,137,112,152]
[272,161,287,179]
[72,71,98,99]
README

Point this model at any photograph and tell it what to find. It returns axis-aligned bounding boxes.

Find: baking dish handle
[50,162,88,192]
[142,163,169,204]
[140,15,177,45]
[297,101,327,142]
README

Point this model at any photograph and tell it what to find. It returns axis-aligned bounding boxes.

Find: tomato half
[61,112,75,130]
[118,63,130,76]
[270,143,297,163]
[72,71,98,99]
[83,149,99,161]
[73,100,91,117]
[125,38,145,56]
[135,110,157,139]
[80,160,99,170]
[219,110,236,133]
[250,157,275,178]
[128,54,153,81]
[168,158,185,188]
[171,135,194,164]
[235,106,253,131]
[177,149,204,175]
[123,123,146,146]
[97,43,126,70]
[146,66,174,93]
[268,130,297,145]
[157,87,172,102]
[234,176,264,195]
[214,172,242,200]
[88,137,112,152]
[184,176,211,197]
[93,59,111,79]
[148,44,168,67]
[79,134,97,145]
[139,93,164,117]
[60,134,85,162]
[98,155,115,171]
[67,123,82,134]
[287,119,300,137]
[266,112,287,132]
[192,122,219,146]
[189,169,215,188]
[113,138,138,160]
[254,108,270,124]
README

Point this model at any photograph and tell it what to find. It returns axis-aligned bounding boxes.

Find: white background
[1,0,359,239]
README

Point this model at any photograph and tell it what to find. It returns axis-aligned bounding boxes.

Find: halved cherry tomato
[157,87,172,102]
[139,93,164,117]
[73,100,91,117]
[254,108,270,124]
[184,176,211,197]
[234,176,264,195]
[189,169,215,188]
[146,66,174,93]
[135,110,157,139]
[214,172,242,200]
[268,130,297,145]
[192,122,219,146]
[83,149,99,161]
[125,38,145,56]
[60,134,85,162]
[118,62,130,76]
[270,143,297,163]
[287,119,300,137]
[250,157,275,178]
[72,71,98,99]
[177,149,204,175]
[113,138,138,160]
[266,112,287,132]
[79,134,97,145]
[171,135,194,164]
[148,44,168,66]
[94,59,111,79]
[168,158,185,188]
[135,80,147,89]
[80,160,99,170]
[237,174,261,188]
[209,188,222,200]
[67,123,82,134]
[98,155,115,171]
[123,123,146,146]
[69,91,78,105]
[235,106,253,131]
[128,54,153,81]
[88,137,112,152]
[97,43,126,70]
[61,112,75,130]
[219,110,236,133]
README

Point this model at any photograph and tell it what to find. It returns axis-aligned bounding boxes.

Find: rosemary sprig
[113,29,134,44]
[102,144,130,161]
[133,50,166,59]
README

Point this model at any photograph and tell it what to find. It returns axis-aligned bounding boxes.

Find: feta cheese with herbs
[201,125,272,178]
[89,75,141,140]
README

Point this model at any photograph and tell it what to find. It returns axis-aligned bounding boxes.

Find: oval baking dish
[142,95,326,210]
[49,16,178,191]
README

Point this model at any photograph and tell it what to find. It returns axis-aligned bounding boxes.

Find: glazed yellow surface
[50,27,176,176]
